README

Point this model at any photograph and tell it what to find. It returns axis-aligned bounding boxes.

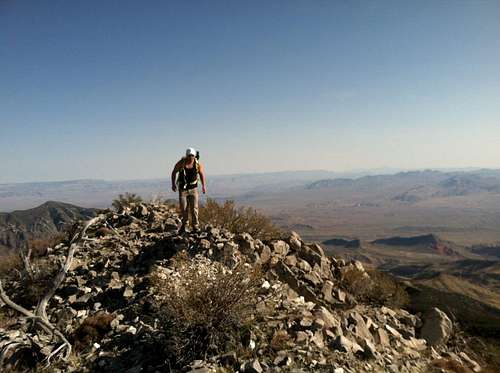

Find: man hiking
[171,147,206,233]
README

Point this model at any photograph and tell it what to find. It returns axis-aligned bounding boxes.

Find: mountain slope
[0,201,97,253]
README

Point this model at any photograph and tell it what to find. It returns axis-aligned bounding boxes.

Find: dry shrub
[0,253,22,277]
[112,192,143,211]
[27,232,67,257]
[0,253,59,322]
[341,268,371,300]
[368,269,409,308]
[14,257,59,308]
[0,308,17,329]
[151,255,262,366]
[341,268,409,308]
[199,198,281,241]
[72,312,114,351]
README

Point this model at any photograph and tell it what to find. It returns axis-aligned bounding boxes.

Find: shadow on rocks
[91,329,172,373]
[121,234,183,276]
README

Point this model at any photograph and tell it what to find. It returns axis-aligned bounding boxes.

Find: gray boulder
[420,307,453,346]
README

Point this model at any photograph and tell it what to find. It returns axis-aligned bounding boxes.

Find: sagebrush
[151,253,262,366]
[199,198,281,240]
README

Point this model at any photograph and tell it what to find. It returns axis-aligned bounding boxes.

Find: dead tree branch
[36,216,101,320]
[0,279,71,360]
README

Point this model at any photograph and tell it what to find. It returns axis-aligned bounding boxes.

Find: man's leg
[179,190,188,231]
[190,188,199,230]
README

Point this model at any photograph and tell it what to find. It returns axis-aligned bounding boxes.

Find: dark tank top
[180,162,198,190]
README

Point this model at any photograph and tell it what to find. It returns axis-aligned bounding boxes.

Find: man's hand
[172,185,177,192]
[202,185,206,194]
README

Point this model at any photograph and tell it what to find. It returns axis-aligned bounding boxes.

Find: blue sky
[1,0,499,183]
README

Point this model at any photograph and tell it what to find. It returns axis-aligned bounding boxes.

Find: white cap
[186,147,196,156]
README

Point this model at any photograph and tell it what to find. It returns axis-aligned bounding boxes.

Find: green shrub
[199,198,281,241]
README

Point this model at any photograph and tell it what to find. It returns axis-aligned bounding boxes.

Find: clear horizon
[1,1,499,183]
[1,166,496,185]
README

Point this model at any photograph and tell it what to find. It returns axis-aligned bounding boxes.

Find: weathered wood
[0,279,71,360]
[35,216,101,320]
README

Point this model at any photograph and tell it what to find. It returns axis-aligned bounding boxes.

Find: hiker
[171,147,206,233]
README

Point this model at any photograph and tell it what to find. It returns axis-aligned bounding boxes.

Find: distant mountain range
[0,201,96,254]
[3,168,496,212]
[307,169,500,203]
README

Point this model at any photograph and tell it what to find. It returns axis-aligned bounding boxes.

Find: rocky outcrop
[372,234,439,247]
[0,203,481,372]
[322,238,361,249]
[371,234,459,257]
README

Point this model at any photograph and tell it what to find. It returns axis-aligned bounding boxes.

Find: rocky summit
[0,202,482,372]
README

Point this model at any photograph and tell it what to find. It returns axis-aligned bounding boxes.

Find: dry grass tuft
[199,198,281,241]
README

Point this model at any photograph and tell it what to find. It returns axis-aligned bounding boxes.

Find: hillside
[415,273,500,311]
[0,201,97,254]
[0,202,486,372]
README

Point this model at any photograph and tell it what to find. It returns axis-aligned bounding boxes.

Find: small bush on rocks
[72,312,115,351]
[0,250,59,309]
[4,256,60,309]
[27,232,67,257]
[112,193,143,211]
[0,253,22,278]
[341,268,409,308]
[199,198,281,241]
[368,269,410,308]
[151,254,262,366]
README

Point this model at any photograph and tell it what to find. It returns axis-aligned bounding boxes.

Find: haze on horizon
[1,0,499,183]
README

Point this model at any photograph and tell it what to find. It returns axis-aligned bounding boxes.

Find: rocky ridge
[0,202,482,372]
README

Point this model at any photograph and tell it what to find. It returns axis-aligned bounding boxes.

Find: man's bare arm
[171,161,182,192]
[199,163,207,194]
